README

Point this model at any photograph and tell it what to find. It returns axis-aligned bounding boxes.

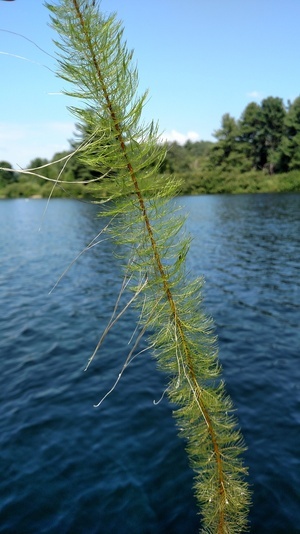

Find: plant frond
[46,1,251,531]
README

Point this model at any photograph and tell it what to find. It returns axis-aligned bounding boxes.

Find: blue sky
[1,0,300,168]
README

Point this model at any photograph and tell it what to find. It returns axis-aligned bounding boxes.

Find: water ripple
[0,196,299,533]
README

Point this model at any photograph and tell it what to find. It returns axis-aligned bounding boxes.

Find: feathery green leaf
[46,1,251,531]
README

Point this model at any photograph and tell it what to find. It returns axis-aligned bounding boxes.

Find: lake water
[0,194,299,533]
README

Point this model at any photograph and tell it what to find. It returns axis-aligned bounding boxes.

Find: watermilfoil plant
[46,1,251,531]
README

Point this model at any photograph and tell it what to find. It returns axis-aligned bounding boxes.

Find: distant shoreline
[1,168,300,199]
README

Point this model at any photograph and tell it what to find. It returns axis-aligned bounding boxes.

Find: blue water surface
[0,194,299,533]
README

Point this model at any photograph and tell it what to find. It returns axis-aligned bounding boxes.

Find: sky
[1,0,300,168]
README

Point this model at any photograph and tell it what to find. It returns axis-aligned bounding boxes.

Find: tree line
[208,95,300,175]
[1,95,300,197]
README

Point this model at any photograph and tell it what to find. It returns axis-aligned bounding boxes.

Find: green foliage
[209,114,251,173]
[208,95,300,177]
[0,148,102,199]
[0,161,18,185]
[46,1,251,532]
[3,94,300,197]
[239,102,264,169]
[278,97,300,171]
[160,140,213,175]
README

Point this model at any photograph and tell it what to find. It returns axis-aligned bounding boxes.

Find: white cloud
[160,129,200,145]
[0,121,75,168]
[246,91,263,100]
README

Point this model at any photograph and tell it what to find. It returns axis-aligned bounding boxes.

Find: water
[0,194,299,533]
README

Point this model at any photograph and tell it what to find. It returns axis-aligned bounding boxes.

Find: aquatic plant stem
[71,0,228,529]
[47,1,250,530]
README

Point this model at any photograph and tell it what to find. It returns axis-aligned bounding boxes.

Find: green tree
[260,96,286,173]
[239,102,263,169]
[29,157,49,170]
[209,113,248,170]
[239,97,286,173]
[0,161,18,184]
[160,142,190,174]
[278,96,300,171]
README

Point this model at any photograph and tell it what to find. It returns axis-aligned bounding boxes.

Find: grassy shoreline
[179,169,300,195]
[1,169,300,199]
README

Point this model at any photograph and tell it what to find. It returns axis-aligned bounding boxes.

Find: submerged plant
[46,1,251,531]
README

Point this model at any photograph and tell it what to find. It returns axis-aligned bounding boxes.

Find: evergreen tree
[0,161,18,184]
[209,114,249,171]
[209,97,286,175]
[239,102,263,169]
[278,96,300,171]
[260,97,286,173]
